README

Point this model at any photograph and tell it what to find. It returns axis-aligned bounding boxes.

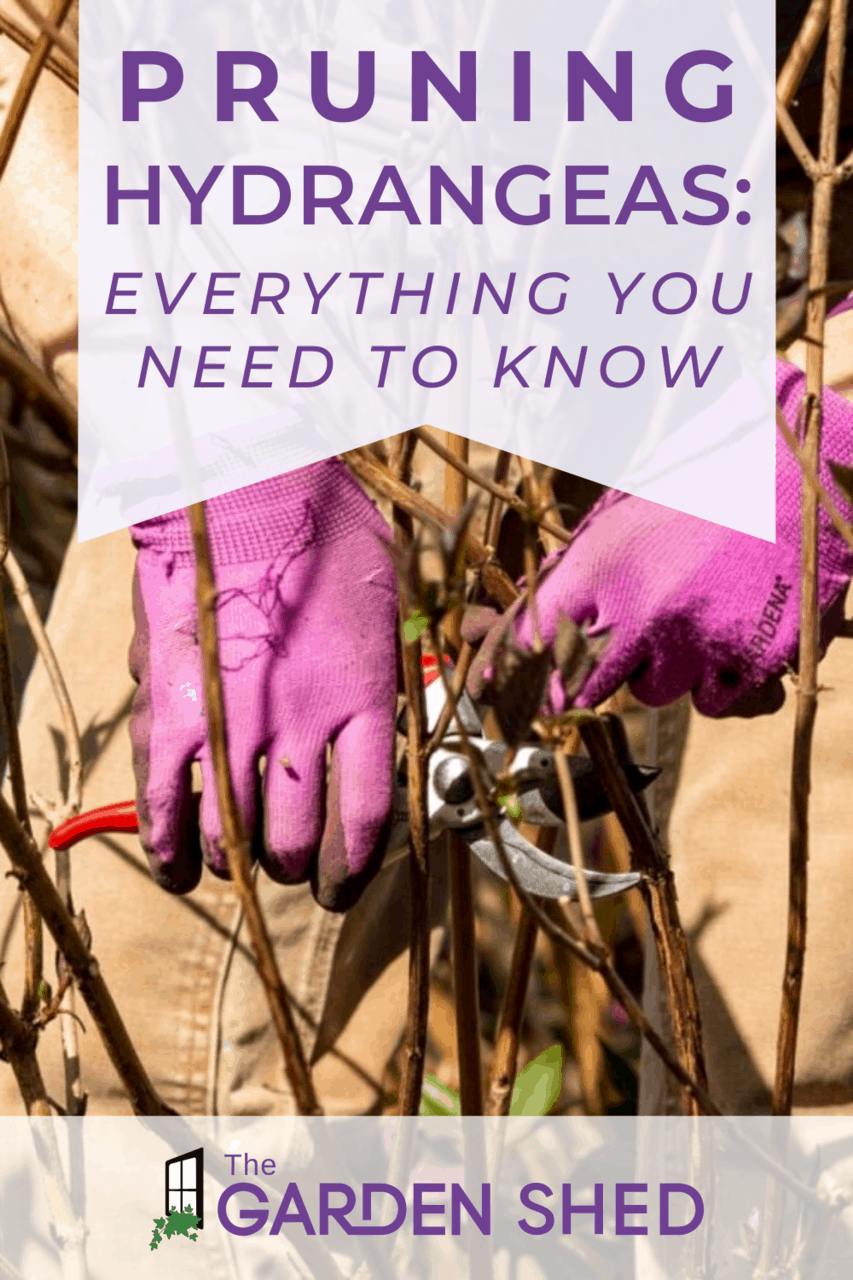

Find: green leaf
[421,1093,453,1117]
[403,608,429,644]
[150,1207,201,1248]
[164,1207,201,1240]
[510,1045,563,1116]
[420,1073,461,1117]
[497,793,522,821]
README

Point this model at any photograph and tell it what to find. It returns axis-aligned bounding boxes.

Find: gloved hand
[129,459,398,910]
[467,360,853,718]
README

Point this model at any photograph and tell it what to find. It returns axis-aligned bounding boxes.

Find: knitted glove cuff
[131,459,383,565]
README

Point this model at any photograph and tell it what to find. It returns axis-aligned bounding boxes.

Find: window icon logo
[165,1147,204,1228]
[149,1147,205,1251]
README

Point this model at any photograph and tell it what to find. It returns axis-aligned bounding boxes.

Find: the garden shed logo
[149,1147,205,1251]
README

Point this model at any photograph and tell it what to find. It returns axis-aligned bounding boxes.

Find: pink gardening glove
[468,360,853,718]
[129,459,398,910]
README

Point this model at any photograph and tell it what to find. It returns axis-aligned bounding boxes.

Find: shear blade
[464,817,642,901]
[567,757,661,822]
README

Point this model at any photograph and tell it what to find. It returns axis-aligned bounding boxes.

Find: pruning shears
[385,656,654,901]
[49,659,655,903]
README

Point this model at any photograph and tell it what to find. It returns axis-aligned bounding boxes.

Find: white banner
[2,1116,853,1277]
[79,0,775,540]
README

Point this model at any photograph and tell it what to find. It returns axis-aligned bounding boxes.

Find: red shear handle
[420,654,453,688]
[48,801,140,850]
